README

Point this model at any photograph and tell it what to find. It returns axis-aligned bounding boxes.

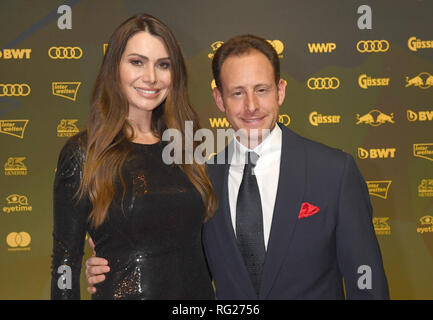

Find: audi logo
[307,77,340,90]
[356,40,390,53]
[0,84,31,96]
[48,46,83,59]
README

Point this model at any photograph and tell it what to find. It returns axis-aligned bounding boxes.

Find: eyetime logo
[358,147,396,159]
[0,120,29,139]
[373,217,391,235]
[413,143,433,161]
[366,181,392,199]
[52,82,81,101]
[356,40,390,53]
[48,46,83,59]
[408,37,433,52]
[307,77,340,90]
[57,119,79,137]
[307,42,336,53]
[0,49,31,59]
[407,109,433,122]
[208,40,284,59]
[309,111,340,126]
[358,74,390,89]
[356,110,394,126]
[6,232,31,251]
[3,194,32,214]
[416,216,433,234]
[405,72,433,89]
[0,83,31,97]
[418,179,433,197]
[4,157,27,176]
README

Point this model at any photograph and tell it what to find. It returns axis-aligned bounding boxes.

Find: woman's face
[119,31,171,117]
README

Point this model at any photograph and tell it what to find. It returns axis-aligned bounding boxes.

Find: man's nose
[245,92,258,113]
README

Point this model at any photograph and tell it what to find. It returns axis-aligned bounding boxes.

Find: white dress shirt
[228,125,282,250]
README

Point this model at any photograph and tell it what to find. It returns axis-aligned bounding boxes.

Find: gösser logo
[309,112,340,126]
[48,46,83,59]
[356,40,390,53]
[0,84,31,96]
[358,74,390,89]
[408,37,433,52]
[307,77,340,90]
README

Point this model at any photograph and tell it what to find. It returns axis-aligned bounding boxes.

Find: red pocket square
[298,202,320,219]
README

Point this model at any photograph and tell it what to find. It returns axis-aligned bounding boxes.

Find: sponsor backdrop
[0,0,432,299]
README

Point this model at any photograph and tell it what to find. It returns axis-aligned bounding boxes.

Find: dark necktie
[236,151,266,296]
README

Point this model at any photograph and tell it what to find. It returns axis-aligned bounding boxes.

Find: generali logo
[418,179,433,197]
[358,147,396,159]
[4,157,27,176]
[52,82,81,101]
[57,119,79,137]
[0,120,29,139]
[366,181,392,199]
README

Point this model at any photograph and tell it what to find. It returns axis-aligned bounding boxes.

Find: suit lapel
[259,125,306,299]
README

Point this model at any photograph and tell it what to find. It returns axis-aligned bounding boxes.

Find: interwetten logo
[309,111,340,126]
[356,110,394,126]
[373,217,391,235]
[0,84,31,96]
[356,40,390,53]
[358,74,390,89]
[307,42,336,53]
[4,157,27,176]
[405,72,433,89]
[3,194,32,214]
[0,49,31,59]
[366,181,392,199]
[307,77,340,90]
[0,120,29,139]
[48,46,83,59]
[417,216,433,234]
[52,82,81,101]
[57,119,79,137]
[208,40,284,59]
[358,147,396,159]
[408,37,433,52]
[418,179,433,197]
[6,232,31,251]
[413,143,433,161]
[407,109,433,122]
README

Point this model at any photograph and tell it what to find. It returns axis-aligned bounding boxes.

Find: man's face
[213,49,286,147]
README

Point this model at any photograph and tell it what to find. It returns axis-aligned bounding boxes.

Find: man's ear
[277,79,286,107]
[212,87,226,113]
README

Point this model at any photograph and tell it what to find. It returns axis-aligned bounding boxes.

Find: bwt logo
[356,40,390,53]
[307,77,340,90]
[48,46,83,59]
[0,49,31,59]
[407,110,433,122]
[0,84,31,97]
[307,42,336,53]
[358,147,396,159]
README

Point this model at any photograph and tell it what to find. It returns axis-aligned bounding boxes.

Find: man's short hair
[212,34,280,90]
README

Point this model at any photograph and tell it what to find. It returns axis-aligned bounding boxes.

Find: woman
[51,13,217,299]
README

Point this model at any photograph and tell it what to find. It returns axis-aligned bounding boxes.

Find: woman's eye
[159,62,170,69]
[130,60,142,66]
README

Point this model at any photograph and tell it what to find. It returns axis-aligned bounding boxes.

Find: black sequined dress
[51,133,214,300]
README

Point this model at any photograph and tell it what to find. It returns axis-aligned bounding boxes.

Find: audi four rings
[356,40,390,52]
[48,46,83,59]
[0,84,31,96]
[307,77,340,90]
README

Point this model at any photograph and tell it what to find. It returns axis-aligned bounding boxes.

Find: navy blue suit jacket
[203,124,389,299]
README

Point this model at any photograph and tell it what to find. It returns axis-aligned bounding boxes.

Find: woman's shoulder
[57,131,87,169]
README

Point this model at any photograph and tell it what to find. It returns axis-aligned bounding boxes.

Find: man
[86,34,389,299]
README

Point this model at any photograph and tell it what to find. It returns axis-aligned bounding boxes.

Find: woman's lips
[134,87,161,98]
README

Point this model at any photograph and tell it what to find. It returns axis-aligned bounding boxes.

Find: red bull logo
[356,109,394,126]
[405,72,433,89]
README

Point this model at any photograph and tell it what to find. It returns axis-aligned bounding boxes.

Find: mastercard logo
[6,232,31,248]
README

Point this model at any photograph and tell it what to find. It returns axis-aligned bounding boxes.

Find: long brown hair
[79,13,216,228]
